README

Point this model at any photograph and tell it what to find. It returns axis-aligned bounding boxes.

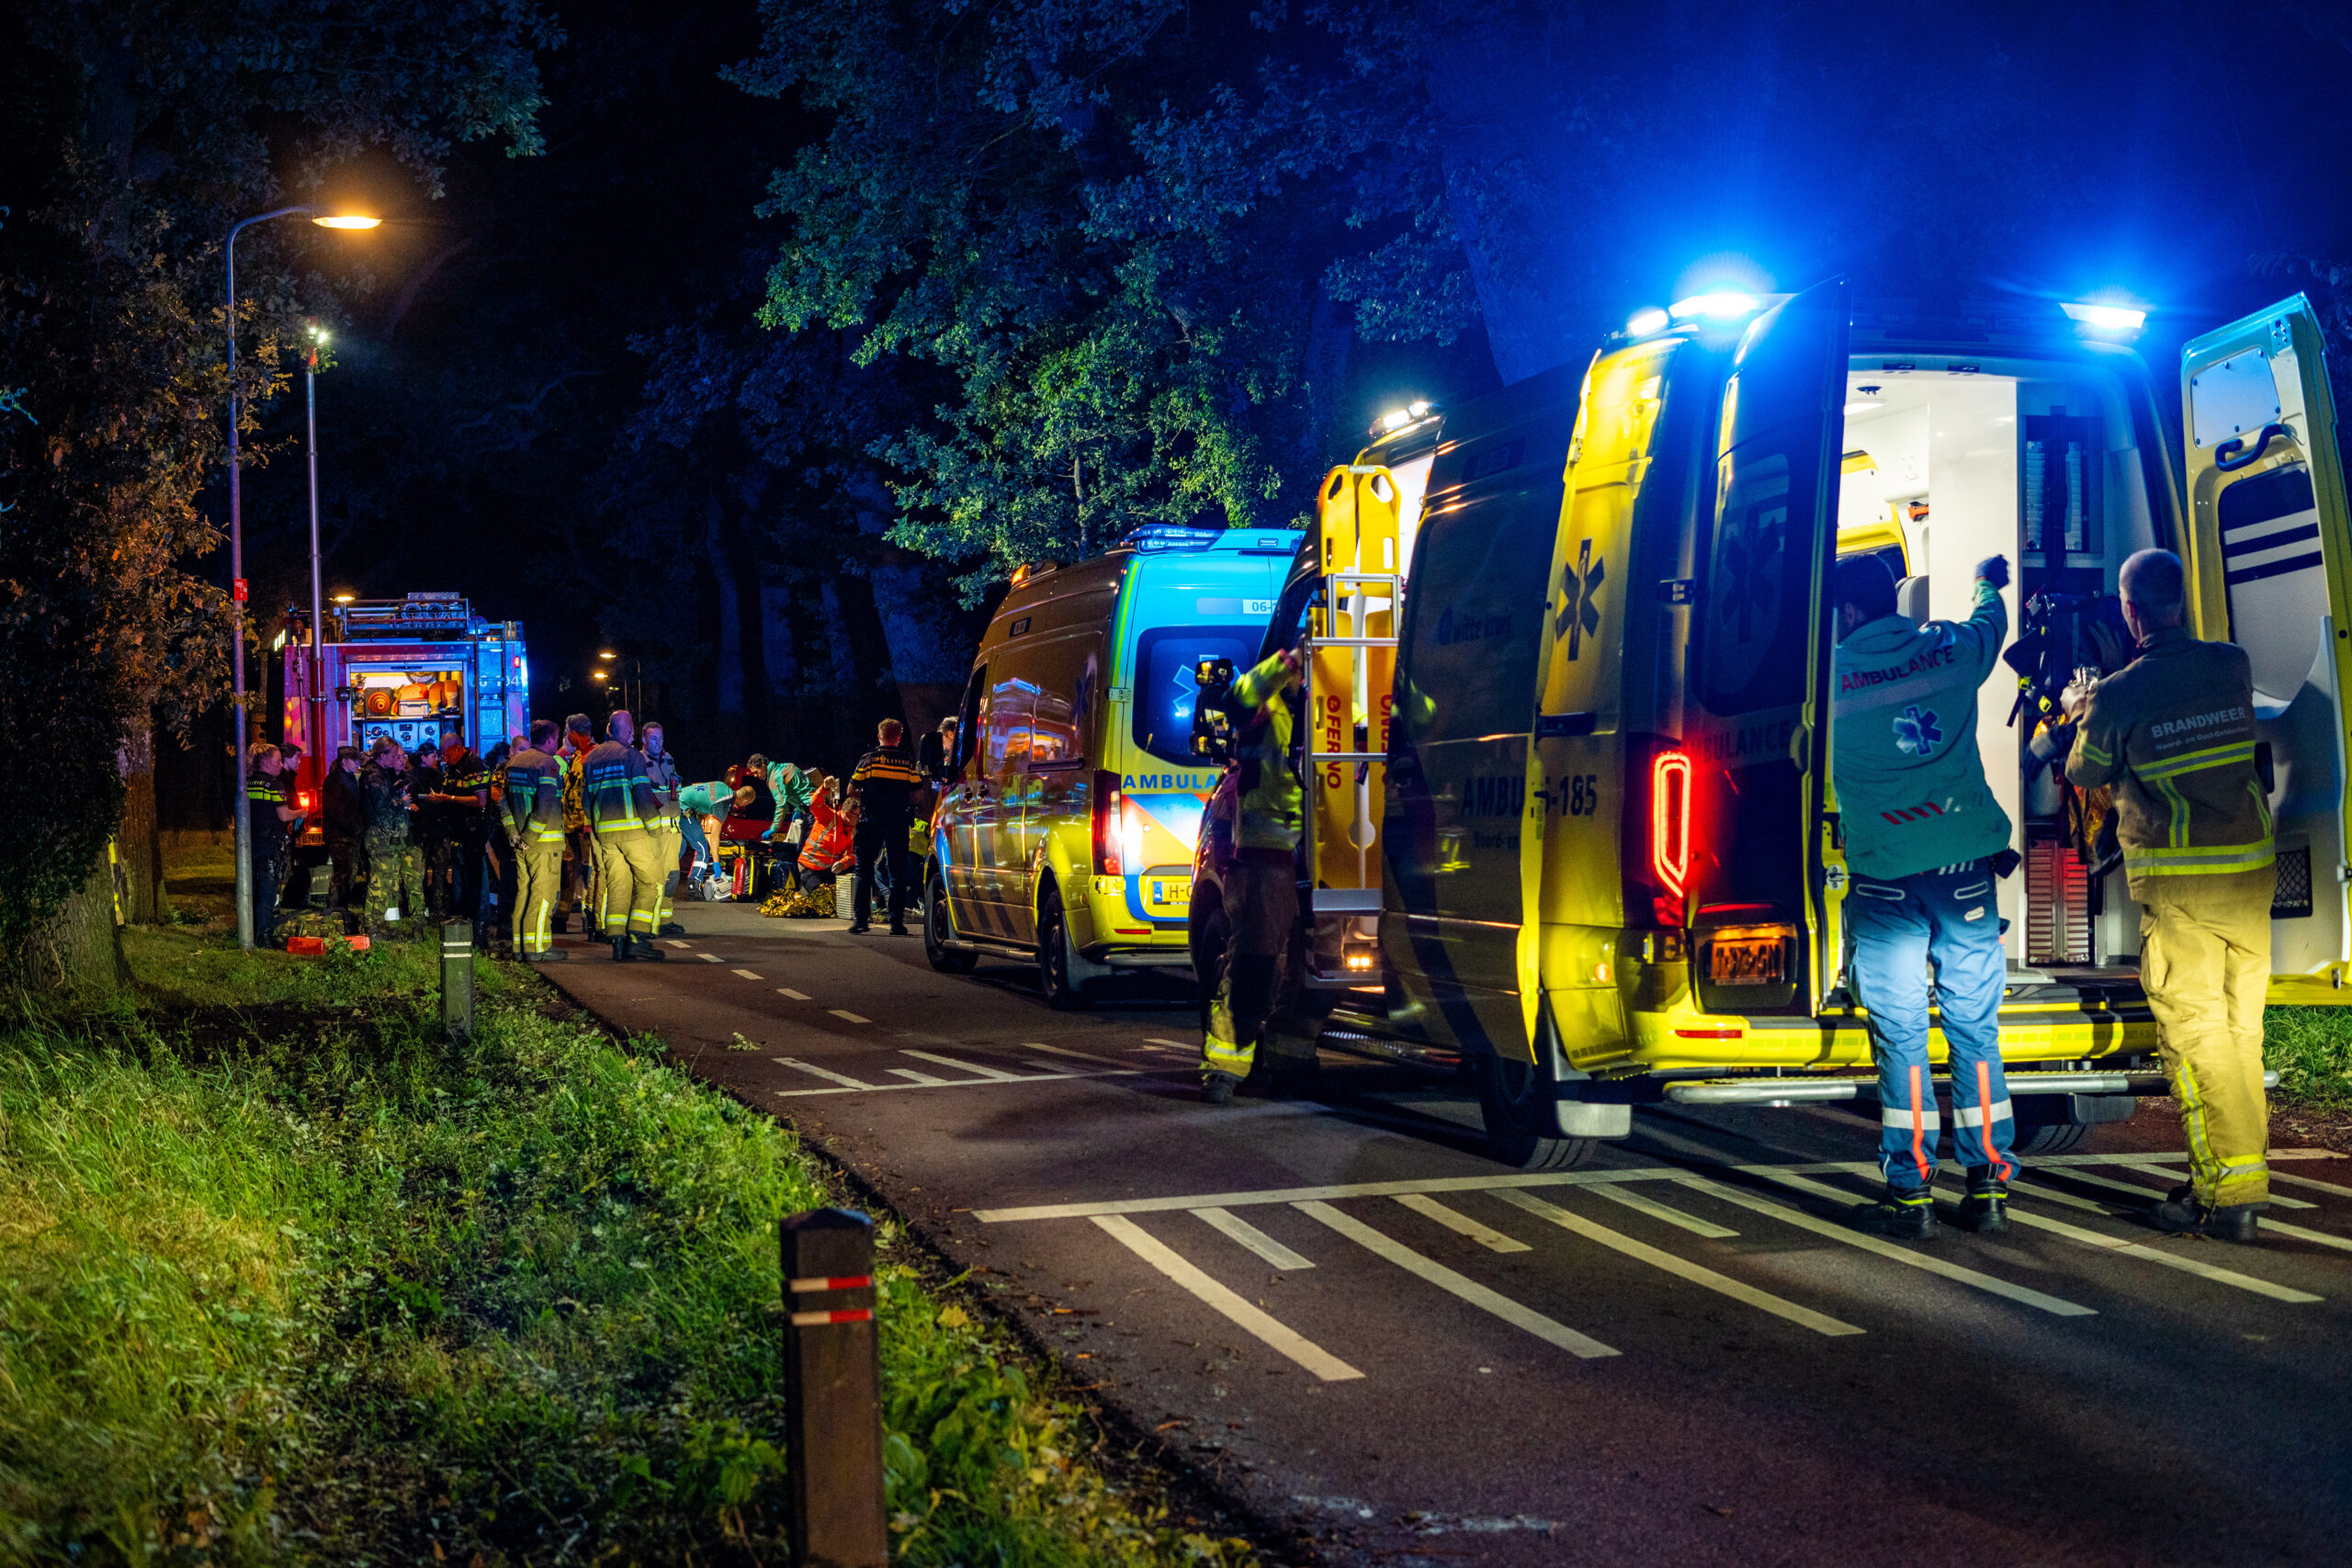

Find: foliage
[2266,1008,2352,1114]
[0,1,555,972]
[0,929,1254,1565]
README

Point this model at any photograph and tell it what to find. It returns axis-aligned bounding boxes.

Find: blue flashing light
[1120,523,1227,554]
[1669,290,1761,322]
[2061,300,2147,333]
[1626,306,1670,337]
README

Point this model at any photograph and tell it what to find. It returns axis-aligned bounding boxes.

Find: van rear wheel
[1036,885,1092,1010]
[1476,1052,1596,1170]
[924,871,976,975]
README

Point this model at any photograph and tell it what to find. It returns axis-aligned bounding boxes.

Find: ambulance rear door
[1683,280,1849,1017]
[2181,295,2352,983]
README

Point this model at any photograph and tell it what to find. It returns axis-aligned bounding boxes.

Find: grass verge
[1,927,1254,1565]
[2266,1007,2352,1114]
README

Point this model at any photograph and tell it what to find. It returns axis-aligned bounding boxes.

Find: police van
[1191,282,2349,1168]
[925,524,1301,1005]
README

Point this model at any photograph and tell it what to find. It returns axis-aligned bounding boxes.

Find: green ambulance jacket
[1830,580,2012,880]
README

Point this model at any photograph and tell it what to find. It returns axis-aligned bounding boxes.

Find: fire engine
[275,592,530,864]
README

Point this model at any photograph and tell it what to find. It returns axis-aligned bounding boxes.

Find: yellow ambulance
[1191,284,2348,1168]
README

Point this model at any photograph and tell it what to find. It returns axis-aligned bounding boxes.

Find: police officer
[437,730,492,933]
[272,741,308,910]
[640,720,686,935]
[244,742,304,942]
[2063,549,2276,1242]
[501,719,571,962]
[1831,552,2018,1239]
[359,738,425,938]
[582,710,670,961]
[847,719,925,935]
[1200,646,1306,1103]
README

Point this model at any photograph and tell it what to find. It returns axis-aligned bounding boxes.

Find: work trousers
[566,829,597,922]
[2139,864,2276,1207]
[1202,851,1299,1080]
[514,837,566,954]
[327,836,363,909]
[653,815,683,927]
[250,833,286,945]
[852,818,910,929]
[595,828,668,940]
[363,831,424,939]
[1846,859,2017,1192]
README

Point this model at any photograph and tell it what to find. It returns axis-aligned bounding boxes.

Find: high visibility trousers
[515,837,565,954]
[1846,859,2017,1192]
[592,831,622,935]
[1202,852,1298,1080]
[2139,864,2276,1207]
[599,828,669,938]
[654,816,683,925]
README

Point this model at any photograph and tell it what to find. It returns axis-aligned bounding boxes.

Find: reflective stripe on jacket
[2064,626,2272,887]
[502,748,571,843]
[1230,651,1302,852]
[1830,580,2013,881]
[582,739,659,832]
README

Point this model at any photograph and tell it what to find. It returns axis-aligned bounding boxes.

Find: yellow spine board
[1310,467,1401,892]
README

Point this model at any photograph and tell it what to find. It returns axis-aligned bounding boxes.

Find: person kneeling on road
[1200,645,1305,1105]
[2060,548,2277,1244]
[1832,553,2019,1239]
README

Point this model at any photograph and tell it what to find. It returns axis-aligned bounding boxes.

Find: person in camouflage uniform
[359,738,425,938]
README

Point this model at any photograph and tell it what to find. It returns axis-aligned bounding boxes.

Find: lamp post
[225,206,377,949]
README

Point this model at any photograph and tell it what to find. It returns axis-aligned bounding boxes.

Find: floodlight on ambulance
[1668,291,1760,322]
[2061,299,2147,333]
[1371,400,1438,437]
[1625,306,1670,337]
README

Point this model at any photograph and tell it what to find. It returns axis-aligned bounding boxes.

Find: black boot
[1851,1188,1939,1241]
[628,936,667,962]
[1957,1175,2010,1236]
[1201,1071,1239,1105]
[2154,1185,2263,1244]
[611,936,633,962]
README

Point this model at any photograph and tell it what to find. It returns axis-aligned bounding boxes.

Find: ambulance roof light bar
[1668,290,1761,322]
[2060,299,2148,337]
[1372,400,1435,436]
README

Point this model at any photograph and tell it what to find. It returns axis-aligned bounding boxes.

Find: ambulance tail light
[1092,771,1125,876]
[295,789,315,812]
[1650,750,1691,900]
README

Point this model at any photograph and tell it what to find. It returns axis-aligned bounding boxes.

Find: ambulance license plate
[1708,936,1785,987]
[1149,876,1192,909]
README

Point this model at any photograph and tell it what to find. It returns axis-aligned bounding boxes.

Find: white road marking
[1193,1207,1317,1270]
[1488,1190,1863,1338]
[828,1009,871,1023]
[771,1068,1148,1098]
[731,968,764,980]
[699,953,724,963]
[2052,1164,2313,1211]
[1391,1193,1531,1253]
[771,1056,881,1090]
[2117,1161,2314,1213]
[888,1068,951,1086]
[1145,1037,1195,1050]
[1678,1175,2096,1318]
[1294,1201,1618,1359]
[665,940,693,948]
[1584,1182,1740,1239]
[1758,1168,2322,1306]
[1091,1215,1362,1382]
[901,1049,1021,1081]
[1021,1041,1159,1070]
[777,988,812,1001]
[2260,1217,2352,1254]
[2270,1169,2352,1200]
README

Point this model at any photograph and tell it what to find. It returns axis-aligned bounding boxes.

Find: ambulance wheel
[2012,1122,2093,1156]
[924,872,976,975]
[1036,885,1092,1010]
[1192,905,1228,1033]
[1476,1052,1595,1171]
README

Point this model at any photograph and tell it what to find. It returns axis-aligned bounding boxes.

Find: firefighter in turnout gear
[359,738,425,939]
[503,719,571,961]
[1831,553,2019,1239]
[582,710,669,961]
[641,720,685,934]
[1200,645,1306,1103]
[2064,548,2276,1242]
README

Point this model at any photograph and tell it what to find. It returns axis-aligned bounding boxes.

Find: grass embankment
[2265,1008,2352,1114]
[1,928,1251,1565]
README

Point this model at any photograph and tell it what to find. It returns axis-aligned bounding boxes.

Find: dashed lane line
[699,953,724,963]
[731,968,764,980]
[2113,1162,2316,1208]
[1676,1175,2097,1318]
[1487,1189,1864,1338]
[777,988,812,1001]
[1295,1201,1619,1359]
[901,1048,1021,1081]
[1392,1194,1531,1253]
[1759,1168,2323,1306]
[768,1059,1148,1098]
[1584,1182,1740,1239]
[1193,1207,1316,1270]
[1091,1215,1363,1382]
[665,940,693,948]
[828,1009,871,1024]
[1022,1041,1163,1071]
[1145,1038,1194,1051]
[888,1068,953,1086]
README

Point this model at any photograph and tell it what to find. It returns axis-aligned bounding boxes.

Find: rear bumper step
[1662,1069,2278,1106]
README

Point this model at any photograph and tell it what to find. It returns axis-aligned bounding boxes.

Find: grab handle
[2215,423,2291,472]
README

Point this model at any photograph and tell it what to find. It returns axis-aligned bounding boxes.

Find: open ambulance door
[2181,296,2352,992]
[1682,280,1849,1017]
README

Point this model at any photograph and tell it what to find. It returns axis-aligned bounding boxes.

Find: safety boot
[628,936,667,962]
[658,921,686,937]
[2154,1185,2263,1244]
[611,936,633,962]
[1851,1189,1939,1241]
[1957,1168,2010,1235]
[1200,1071,1240,1105]
[521,949,569,964]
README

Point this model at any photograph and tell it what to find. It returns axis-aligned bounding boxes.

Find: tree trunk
[44,847,129,997]
[119,727,163,923]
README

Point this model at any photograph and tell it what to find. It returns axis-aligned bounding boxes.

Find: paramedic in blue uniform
[1831,553,2018,1239]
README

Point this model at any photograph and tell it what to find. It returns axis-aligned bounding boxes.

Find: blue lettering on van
[1459,774,1527,818]
[1433,605,1513,648]
[1123,773,1210,790]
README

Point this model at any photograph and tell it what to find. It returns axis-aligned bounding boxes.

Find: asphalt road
[537,903,2352,1567]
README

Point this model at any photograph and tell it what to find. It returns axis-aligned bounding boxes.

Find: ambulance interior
[1836,359,2166,981]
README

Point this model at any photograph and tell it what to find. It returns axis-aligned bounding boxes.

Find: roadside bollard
[781,1208,886,1568]
[440,919,474,1041]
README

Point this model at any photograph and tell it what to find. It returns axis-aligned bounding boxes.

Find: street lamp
[226,206,377,949]
[300,325,328,781]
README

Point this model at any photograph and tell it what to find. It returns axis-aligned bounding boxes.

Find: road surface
[537,903,2352,1567]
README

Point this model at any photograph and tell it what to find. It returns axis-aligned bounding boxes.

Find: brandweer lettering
[2150,707,2247,739]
